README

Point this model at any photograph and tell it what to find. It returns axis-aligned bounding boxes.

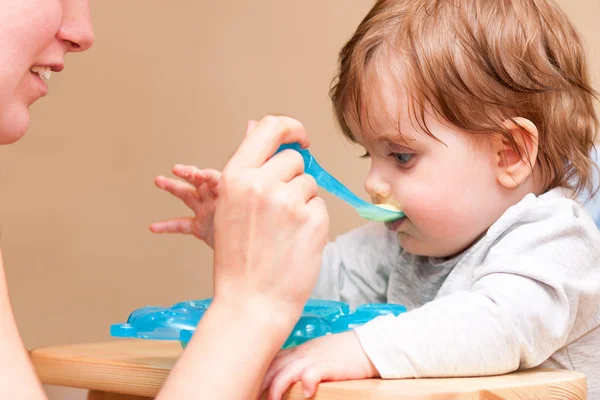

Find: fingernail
[246,120,258,134]
[304,389,311,398]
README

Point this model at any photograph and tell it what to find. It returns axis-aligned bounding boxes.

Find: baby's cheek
[408,195,444,221]
[411,197,469,236]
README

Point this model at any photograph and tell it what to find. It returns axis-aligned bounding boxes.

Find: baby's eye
[360,151,371,159]
[390,152,414,165]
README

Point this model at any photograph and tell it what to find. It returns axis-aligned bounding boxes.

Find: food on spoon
[375,204,402,212]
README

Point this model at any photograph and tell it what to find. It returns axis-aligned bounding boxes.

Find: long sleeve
[312,223,400,308]
[354,201,600,378]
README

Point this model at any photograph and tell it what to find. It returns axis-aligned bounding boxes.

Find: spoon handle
[277,143,372,208]
[276,143,404,222]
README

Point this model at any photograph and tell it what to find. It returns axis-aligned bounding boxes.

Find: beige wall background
[0,1,598,399]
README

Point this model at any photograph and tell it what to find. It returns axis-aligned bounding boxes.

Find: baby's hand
[150,165,220,248]
[260,331,378,400]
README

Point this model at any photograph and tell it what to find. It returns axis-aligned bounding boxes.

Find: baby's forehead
[339,53,445,148]
[345,114,418,153]
[343,87,419,147]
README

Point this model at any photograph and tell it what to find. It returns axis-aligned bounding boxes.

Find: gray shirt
[313,188,600,398]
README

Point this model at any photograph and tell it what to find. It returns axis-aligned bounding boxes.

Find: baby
[151,0,600,399]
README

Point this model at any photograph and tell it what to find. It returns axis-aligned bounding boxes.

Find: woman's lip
[385,217,406,231]
[30,72,48,96]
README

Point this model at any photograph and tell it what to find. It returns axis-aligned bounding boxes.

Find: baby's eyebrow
[375,132,415,146]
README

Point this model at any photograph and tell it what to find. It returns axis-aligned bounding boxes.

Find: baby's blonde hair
[330,0,598,196]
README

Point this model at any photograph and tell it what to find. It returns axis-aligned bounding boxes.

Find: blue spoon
[276,143,405,223]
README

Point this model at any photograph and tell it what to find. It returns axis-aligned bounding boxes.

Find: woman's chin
[0,110,30,145]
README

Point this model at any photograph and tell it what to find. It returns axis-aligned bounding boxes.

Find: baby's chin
[397,233,469,258]
[396,232,426,255]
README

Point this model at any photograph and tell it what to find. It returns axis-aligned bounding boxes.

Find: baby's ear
[492,118,539,189]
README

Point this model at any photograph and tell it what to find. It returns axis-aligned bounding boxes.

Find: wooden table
[30,339,587,399]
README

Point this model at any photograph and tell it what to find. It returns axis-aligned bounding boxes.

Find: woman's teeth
[30,66,51,80]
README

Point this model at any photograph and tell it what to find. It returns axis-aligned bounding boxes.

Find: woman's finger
[226,116,309,171]
[286,174,318,204]
[260,149,305,183]
[246,119,258,136]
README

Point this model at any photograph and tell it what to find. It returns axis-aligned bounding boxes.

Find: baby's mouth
[375,203,405,230]
[385,217,406,232]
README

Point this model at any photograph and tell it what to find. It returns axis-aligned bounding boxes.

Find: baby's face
[349,88,509,258]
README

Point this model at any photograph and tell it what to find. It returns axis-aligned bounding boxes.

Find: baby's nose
[364,173,391,203]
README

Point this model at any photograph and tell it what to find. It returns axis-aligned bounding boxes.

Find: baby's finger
[300,361,340,398]
[267,359,312,400]
[171,164,201,184]
[155,176,205,214]
[260,349,295,394]
[194,169,221,193]
[154,175,196,198]
[149,218,194,235]
[173,165,221,190]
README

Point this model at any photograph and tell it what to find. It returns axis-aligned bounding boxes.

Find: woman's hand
[213,115,329,323]
[158,116,329,400]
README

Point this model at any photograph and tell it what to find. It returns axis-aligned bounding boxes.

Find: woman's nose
[57,0,95,52]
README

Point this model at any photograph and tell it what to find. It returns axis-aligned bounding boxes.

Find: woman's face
[0,0,94,145]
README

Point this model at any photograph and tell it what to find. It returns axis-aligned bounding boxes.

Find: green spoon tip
[357,204,405,223]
